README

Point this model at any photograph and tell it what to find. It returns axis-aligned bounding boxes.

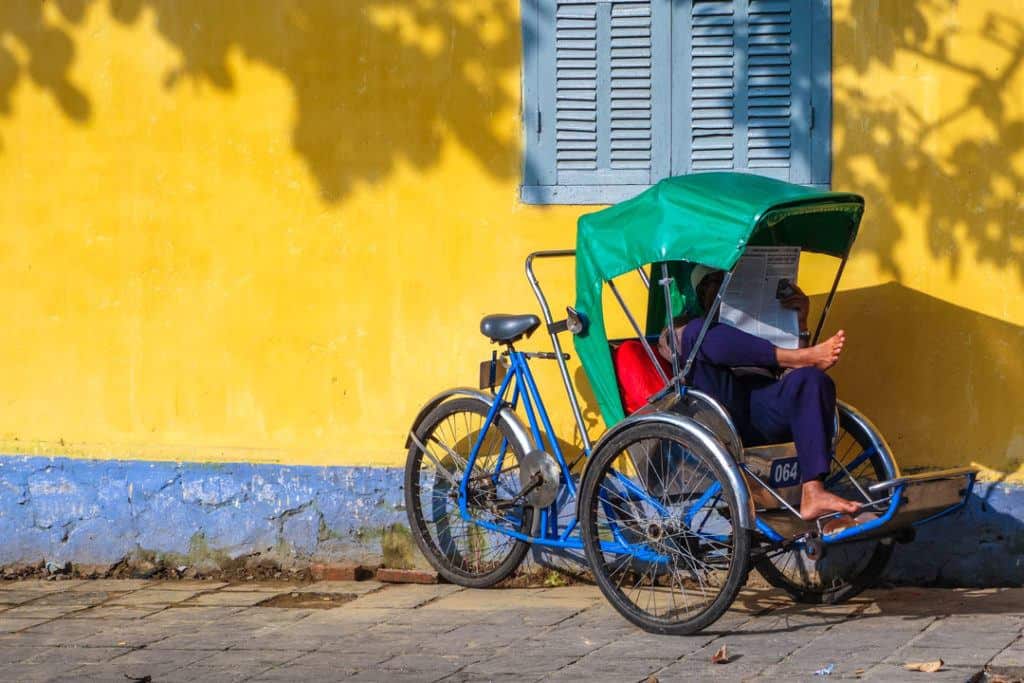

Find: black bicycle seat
[480,314,541,343]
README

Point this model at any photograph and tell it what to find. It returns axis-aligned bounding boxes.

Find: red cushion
[612,340,672,415]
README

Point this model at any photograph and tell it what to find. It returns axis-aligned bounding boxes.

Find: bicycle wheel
[405,397,533,587]
[754,410,894,604]
[579,421,750,635]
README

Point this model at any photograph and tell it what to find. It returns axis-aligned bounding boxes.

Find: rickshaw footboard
[821,467,977,544]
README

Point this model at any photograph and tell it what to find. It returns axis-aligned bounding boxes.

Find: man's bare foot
[776,331,845,371]
[806,331,845,370]
[800,479,861,520]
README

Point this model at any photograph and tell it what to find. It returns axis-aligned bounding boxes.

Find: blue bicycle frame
[457,349,584,551]
[453,349,735,565]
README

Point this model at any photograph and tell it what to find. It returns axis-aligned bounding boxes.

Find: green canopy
[574,172,864,427]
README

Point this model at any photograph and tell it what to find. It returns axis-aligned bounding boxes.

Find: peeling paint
[0,455,404,567]
[0,454,1022,585]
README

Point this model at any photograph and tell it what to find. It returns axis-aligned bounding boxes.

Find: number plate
[768,457,801,488]
[478,358,508,391]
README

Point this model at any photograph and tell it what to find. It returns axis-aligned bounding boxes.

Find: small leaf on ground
[904,660,944,673]
[711,645,730,664]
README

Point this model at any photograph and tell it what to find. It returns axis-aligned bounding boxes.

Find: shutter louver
[689,1,736,171]
[747,0,793,173]
[680,0,810,181]
[555,2,599,172]
[553,0,656,187]
[609,2,653,171]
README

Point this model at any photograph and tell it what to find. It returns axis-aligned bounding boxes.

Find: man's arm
[669,319,778,368]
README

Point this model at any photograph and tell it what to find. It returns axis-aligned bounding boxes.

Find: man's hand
[780,284,810,329]
[657,326,675,362]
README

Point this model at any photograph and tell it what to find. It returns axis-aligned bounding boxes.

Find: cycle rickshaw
[404,172,976,634]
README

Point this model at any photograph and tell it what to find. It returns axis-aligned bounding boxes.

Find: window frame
[520,0,833,205]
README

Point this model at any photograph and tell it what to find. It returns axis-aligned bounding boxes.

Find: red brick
[310,562,375,581]
[375,568,439,584]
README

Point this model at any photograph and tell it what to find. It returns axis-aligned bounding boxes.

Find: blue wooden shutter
[671,0,831,186]
[522,0,670,204]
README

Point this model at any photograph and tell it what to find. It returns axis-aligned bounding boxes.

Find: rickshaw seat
[611,339,671,414]
[480,314,541,343]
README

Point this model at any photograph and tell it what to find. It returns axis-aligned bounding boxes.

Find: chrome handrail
[525,250,592,453]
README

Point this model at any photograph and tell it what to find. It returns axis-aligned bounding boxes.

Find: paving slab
[0,580,1014,681]
[143,605,249,622]
[0,605,87,619]
[0,661,85,681]
[64,605,165,620]
[859,662,981,682]
[183,590,280,607]
[347,583,462,609]
[0,619,108,647]
[297,580,385,596]
[0,580,85,592]
[150,580,230,591]
[106,588,203,606]
[990,641,1024,668]
[28,590,121,607]
[0,644,54,665]
[21,645,131,666]
[67,579,153,592]
[0,590,52,606]
[275,649,392,673]
[65,648,215,679]
[222,581,305,592]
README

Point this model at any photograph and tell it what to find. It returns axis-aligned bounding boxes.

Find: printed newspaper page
[719,246,801,348]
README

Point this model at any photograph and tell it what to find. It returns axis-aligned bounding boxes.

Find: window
[520,0,832,204]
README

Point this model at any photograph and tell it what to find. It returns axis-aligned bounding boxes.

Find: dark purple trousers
[679,318,835,483]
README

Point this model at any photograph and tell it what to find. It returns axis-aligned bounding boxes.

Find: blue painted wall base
[0,456,404,568]
[0,455,1021,585]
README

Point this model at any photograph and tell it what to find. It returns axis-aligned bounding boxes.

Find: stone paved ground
[0,579,1019,682]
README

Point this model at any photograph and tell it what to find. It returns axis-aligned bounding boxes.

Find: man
[658,266,861,521]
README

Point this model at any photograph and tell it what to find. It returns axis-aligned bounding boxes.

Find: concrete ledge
[0,455,1020,586]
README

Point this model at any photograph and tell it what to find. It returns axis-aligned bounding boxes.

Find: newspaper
[719,246,801,349]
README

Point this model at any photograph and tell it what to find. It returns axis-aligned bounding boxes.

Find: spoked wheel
[580,421,750,635]
[405,398,533,588]
[754,410,894,604]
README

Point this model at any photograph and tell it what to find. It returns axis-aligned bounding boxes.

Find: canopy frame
[572,173,865,428]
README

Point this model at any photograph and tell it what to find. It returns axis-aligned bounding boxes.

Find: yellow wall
[829,0,1024,482]
[0,1,1021,480]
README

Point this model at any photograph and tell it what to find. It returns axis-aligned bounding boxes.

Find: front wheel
[405,397,533,588]
[579,421,750,635]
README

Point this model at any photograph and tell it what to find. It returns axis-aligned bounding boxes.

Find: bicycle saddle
[480,314,541,343]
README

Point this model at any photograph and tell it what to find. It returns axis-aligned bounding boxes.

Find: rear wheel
[754,410,894,604]
[579,421,750,635]
[405,398,533,588]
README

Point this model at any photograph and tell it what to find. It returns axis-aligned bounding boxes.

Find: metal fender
[838,400,900,480]
[579,411,754,531]
[404,387,534,458]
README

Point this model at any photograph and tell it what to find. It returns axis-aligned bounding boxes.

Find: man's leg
[749,368,860,519]
[681,319,778,369]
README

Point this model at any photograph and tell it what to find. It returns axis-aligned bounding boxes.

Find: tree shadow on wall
[0,0,525,202]
[833,3,1024,285]
[0,0,93,140]
[820,281,1024,478]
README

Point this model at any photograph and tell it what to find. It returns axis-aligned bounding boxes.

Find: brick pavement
[0,579,1018,681]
